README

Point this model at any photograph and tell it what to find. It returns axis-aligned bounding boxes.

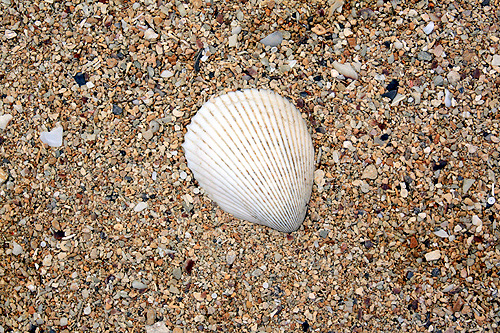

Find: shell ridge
[206,96,286,221]
[186,113,273,218]
[258,90,303,227]
[235,90,296,226]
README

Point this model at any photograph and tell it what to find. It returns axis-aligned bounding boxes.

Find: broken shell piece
[183,89,315,233]
[40,127,63,147]
[0,114,13,130]
[332,61,358,80]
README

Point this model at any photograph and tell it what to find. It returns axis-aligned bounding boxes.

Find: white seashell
[332,61,358,80]
[183,89,314,233]
[40,126,63,147]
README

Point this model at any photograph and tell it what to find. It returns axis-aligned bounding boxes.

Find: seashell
[183,89,315,233]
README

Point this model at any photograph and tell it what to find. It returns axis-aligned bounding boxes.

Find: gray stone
[172,267,182,279]
[417,51,433,62]
[319,229,329,238]
[260,31,283,47]
[462,179,475,194]
[131,280,148,290]
[361,164,378,180]
[433,75,444,86]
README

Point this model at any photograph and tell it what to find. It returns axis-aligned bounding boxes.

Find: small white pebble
[134,202,148,212]
[423,22,434,35]
[179,171,187,180]
[263,282,269,289]
[211,292,217,299]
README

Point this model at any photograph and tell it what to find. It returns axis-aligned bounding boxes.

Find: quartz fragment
[0,114,13,130]
[332,62,358,80]
[40,127,63,147]
[260,32,283,47]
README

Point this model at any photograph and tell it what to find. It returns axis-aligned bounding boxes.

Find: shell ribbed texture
[182,89,314,233]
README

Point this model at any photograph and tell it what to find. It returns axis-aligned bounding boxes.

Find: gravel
[1,0,499,332]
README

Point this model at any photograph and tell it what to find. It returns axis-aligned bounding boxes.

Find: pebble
[491,54,500,67]
[447,71,461,86]
[260,31,283,47]
[160,70,174,79]
[226,251,237,265]
[83,305,91,315]
[145,322,169,333]
[40,127,63,147]
[433,76,444,86]
[172,267,182,279]
[134,202,148,212]
[42,254,53,266]
[417,51,432,62]
[425,250,441,261]
[462,179,475,194]
[59,317,68,327]
[332,61,358,80]
[112,104,123,115]
[131,280,148,290]
[4,29,17,39]
[422,22,434,35]
[0,168,8,184]
[144,28,158,40]
[434,230,449,238]
[0,114,13,130]
[228,34,238,47]
[12,241,23,255]
[361,164,378,180]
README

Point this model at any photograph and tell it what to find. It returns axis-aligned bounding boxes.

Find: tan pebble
[173,328,183,333]
[463,198,474,205]
[311,24,327,35]
[114,223,124,231]
[106,58,118,68]
[0,168,8,184]
[452,296,464,312]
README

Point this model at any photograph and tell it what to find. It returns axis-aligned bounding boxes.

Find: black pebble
[386,79,399,92]
[432,160,448,171]
[382,90,397,100]
[74,72,87,86]
[431,268,440,277]
[380,133,389,141]
[481,0,490,6]
[383,41,391,48]
[302,321,310,332]
[53,230,65,240]
[315,127,326,134]
[112,104,123,115]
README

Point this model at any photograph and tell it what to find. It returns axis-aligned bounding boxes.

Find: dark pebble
[315,127,326,134]
[296,98,305,108]
[382,90,397,100]
[386,79,399,92]
[53,230,65,240]
[302,321,310,332]
[299,91,309,98]
[383,41,391,48]
[112,104,123,115]
[432,160,448,171]
[184,259,195,274]
[364,240,373,249]
[313,75,322,81]
[380,133,389,141]
[431,268,440,277]
[481,0,490,5]
[472,68,481,79]
[405,271,414,280]
[74,72,87,86]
